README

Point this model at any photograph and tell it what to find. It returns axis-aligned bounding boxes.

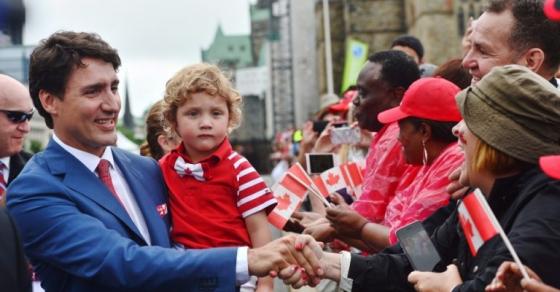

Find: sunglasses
[0,109,34,123]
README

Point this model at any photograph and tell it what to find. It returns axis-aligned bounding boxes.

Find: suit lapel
[45,141,145,243]
[112,149,170,246]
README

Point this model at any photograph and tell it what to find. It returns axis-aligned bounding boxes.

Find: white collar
[52,134,115,172]
[0,156,10,170]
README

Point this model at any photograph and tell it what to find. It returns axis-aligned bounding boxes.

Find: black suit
[7,151,32,185]
[1,151,32,292]
[0,207,31,292]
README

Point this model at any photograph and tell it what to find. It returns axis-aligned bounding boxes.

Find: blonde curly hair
[162,63,242,133]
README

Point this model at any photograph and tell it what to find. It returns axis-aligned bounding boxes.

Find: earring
[422,140,429,165]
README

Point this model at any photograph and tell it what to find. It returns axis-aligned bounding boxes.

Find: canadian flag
[268,163,312,229]
[458,189,500,256]
[343,162,364,199]
[313,162,364,199]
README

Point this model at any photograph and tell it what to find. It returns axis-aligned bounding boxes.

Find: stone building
[315,0,487,94]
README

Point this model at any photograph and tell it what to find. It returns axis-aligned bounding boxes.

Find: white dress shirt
[0,156,10,183]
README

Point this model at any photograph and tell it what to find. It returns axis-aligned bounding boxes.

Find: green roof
[201,25,253,68]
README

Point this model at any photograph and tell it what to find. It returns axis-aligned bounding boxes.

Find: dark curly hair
[368,50,420,90]
[391,35,424,61]
[29,31,121,129]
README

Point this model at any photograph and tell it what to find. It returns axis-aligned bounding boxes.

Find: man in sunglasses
[0,74,33,292]
[0,74,33,204]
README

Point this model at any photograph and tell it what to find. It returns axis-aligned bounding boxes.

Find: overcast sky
[23,0,254,117]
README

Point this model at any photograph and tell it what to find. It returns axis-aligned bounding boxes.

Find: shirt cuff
[339,251,353,292]
[236,246,250,286]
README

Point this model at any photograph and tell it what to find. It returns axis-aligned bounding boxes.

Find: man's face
[462,10,521,84]
[353,62,399,132]
[47,58,120,157]
[0,78,33,158]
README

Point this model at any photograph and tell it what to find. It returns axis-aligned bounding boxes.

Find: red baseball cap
[330,90,356,113]
[377,77,462,124]
[540,155,560,179]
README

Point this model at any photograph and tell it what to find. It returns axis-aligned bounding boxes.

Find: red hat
[544,0,560,21]
[540,155,560,179]
[330,90,356,113]
[377,77,462,124]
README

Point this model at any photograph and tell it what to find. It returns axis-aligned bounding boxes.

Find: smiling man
[462,0,560,84]
[449,0,560,198]
[6,31,322,291]
[301,51,422,251]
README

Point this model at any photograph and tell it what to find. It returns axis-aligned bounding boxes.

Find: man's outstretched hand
[247,234,324,280]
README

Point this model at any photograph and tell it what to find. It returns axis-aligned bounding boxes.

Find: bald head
[0,75,31,108]
[0,74,33,158]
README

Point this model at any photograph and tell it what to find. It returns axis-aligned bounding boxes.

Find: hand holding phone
[306,153,336,174]
[330,126,361,145]
[312,120,329,134]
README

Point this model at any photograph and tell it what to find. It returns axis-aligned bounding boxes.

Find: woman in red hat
[324,77,464,251]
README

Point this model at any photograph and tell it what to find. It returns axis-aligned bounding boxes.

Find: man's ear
[520,48,546,74]
[38,89,58,116]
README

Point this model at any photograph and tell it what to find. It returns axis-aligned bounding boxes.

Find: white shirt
[51,135,250,284]
[52,134,151,245]
[0,156,10,183]
[339,251,353,292]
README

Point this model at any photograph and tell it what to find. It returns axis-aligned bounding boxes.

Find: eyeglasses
[0,109,34,123]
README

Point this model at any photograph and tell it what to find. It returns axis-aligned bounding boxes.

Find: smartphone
[330,127,361,145]
[306,153,335,174]
[312,120,329,134]
[332,122,348,128]
[396,221,441,272]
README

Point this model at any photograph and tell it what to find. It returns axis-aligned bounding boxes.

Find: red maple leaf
[277,193,292,210]
[459,213,477,255]
[459,213,474,240]
[325,172,340,186]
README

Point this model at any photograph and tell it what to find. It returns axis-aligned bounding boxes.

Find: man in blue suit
[7,31,322,291]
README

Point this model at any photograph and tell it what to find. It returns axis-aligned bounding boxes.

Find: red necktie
[0,162,6,205]
[96,159,126,209]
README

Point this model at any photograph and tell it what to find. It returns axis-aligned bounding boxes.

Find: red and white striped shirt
[160,138,276,248]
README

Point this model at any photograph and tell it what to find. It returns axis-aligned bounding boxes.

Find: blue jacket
[7,140,237,291]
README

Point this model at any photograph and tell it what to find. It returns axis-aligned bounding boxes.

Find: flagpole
[497,230,530,280]
[473,189,530,281]
[342,164,357,199]
[322,0,334,95]
[287,172,333,208]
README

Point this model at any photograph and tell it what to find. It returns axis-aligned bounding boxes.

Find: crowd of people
[1,0,560,291]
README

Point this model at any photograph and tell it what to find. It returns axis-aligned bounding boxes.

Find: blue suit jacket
[7,140,237,291]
